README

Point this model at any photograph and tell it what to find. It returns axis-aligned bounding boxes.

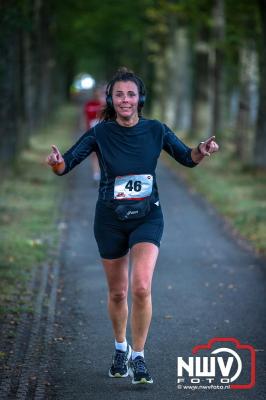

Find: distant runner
[84,86,105,185]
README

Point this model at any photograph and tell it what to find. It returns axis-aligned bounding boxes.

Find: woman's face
[112,81,139,120]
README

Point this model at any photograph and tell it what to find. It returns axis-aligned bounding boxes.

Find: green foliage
[0,105,75,315]
[2,0,262,85]
[52,0,154,78]
[223,0,261,84]
[163,145,266,254]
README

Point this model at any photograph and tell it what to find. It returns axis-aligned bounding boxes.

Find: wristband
[52,161,65,173]
[197,142,205,155]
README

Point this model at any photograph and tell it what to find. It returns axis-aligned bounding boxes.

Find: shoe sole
[108,345,132,378]
[108,371,129,378]
[129,368,153,384]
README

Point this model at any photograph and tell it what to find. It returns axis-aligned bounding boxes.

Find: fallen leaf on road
[164,315,173,319]
[227,284,235,289]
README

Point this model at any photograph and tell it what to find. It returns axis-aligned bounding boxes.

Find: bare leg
[102,253,129,342]
[130,243,159,352]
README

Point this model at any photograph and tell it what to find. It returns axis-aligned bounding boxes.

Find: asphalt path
[45,154,266,400]
[1,152,265,399]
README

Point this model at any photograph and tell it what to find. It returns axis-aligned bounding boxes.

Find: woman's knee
[109,288,128,303]
[131,284,151,301]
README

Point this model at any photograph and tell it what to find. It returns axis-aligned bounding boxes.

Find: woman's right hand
[46,145,64,166]
[46,145,65,174]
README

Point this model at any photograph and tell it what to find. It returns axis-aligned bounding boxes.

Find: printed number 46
[125,180,142,192]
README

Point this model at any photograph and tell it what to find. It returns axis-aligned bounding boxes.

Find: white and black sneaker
[129,356,153,384]
[108,344,132,378]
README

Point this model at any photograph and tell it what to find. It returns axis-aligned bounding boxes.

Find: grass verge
[162,143,266,255]
[0,104,76,317]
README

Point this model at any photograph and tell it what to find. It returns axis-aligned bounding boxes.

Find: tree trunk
[151,51,169,122]
[189,28,211,139]
[174,28,192,133]
[163,17,179,128]
[164,27,192,132]
[39,0,56,124]
[253,0,266,167]
[210,0,225,138]
[235,47,258,163]
[0,2,20,167]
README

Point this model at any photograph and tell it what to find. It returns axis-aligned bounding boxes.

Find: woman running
[46,67,219,385]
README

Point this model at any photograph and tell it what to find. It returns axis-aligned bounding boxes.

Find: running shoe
[108,344,132,378]
[129,356,153,384]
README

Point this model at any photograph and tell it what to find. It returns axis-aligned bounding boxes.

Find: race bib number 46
[114,174,153,200]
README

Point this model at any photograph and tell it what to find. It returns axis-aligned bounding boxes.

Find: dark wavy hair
[100,67,146,121]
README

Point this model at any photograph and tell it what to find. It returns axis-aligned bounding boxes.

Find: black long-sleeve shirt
[62,118,197,201]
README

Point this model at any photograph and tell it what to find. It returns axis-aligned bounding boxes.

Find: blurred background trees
[0,0,265,169]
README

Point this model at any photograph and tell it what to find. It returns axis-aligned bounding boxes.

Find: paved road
[1,153,265,399]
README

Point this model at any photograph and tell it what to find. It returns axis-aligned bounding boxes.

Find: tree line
[0,0,265,169]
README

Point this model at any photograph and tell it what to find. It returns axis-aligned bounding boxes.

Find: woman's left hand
[199,136,219,156]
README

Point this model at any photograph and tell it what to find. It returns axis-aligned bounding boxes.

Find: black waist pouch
[107,197,152,221]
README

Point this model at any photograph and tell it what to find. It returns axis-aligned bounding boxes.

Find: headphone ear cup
[106,94,113,107]
[139,95,146,108]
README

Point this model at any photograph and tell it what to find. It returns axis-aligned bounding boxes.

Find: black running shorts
[93,200,164,259]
